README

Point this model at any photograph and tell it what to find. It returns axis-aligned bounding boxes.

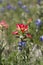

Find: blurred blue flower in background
[18,42,22,46]
[6,4,12,10]
[22,5,27,9]
[25,9,29,13]
[37,0,41,4]
[0,0,2,3]
[35,19,42,26]
[21,41,26,47]
[21,5,29,13]
[40,35,43,42]
[18,0,23,6]
[0,7,5,12]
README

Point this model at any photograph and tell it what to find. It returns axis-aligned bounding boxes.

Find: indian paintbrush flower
[0,20,9,29]
[16,24,28,33]
[26,33,32,39]
[12,23,32,39]
[12,31,18,35]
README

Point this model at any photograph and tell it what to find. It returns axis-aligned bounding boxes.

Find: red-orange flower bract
[26,33,32,39]
[16,24,28,33]
[0,20,9,29]
[12,31,18,35]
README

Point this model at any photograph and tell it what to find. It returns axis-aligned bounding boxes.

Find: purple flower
[35,19,41,26]
[21,41,26,47]
[18,41,26,51]
[18,1,22,6]
[18,41,26,47]
[6,4,12,10]
[22,5,27,9]
[37,0,41,4]
[21,5,29,13]
[0,0,2,3]
[18,42,22,46]
[40,35,43,42]
[25,9,29,13]
[0,7,5,12]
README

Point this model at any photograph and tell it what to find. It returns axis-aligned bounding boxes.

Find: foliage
[0,0,43,65]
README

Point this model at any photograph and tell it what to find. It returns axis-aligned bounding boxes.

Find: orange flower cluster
[12,24,32,39]
[16,24,28,33]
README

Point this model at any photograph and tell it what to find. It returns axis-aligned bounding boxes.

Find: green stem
[0,53,2,65]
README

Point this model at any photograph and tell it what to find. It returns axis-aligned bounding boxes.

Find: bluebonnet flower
[0,7,5,12]
[6,4,12,10]
[37,0,41,4]
[22,5,27,9]
[0,0,2,3]
[18,41,26,51]
[21,41,26,47]
[35,19,41,26]
[40,35,43,42]
[21,5,29,13]
[18,42,22,46]
[25,9,29,13]
[18,0,22,6]
[18,41,26,47]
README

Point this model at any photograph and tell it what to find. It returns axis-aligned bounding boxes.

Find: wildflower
[0,20,9,29]
[22,5,27,9]
[26,33,32,39]
[12,31,18,35]
[0,0,2,3]
[27,18,32,24]
[40,35,43,42]
[0,7,5,12]
[16,24,28,33]
[18,1,22,6]
[6,4,12,10]
[25,9,29,13]
[35,19,41,26]
[18,41,26,47]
